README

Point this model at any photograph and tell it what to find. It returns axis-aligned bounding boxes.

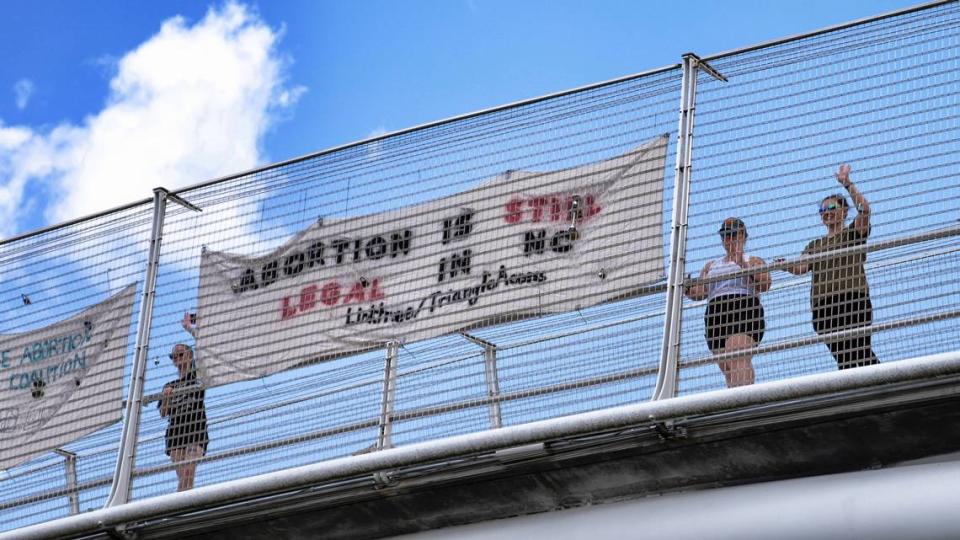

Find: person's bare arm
[684,260,713,301]
[748,256,771,293]
[182,312,198,339]
[159,385,172,418]
[836,164,871,236]
[776,256,809,275]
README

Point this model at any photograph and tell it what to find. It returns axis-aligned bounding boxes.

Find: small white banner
[0,284,136,470]
[196,135,668,387]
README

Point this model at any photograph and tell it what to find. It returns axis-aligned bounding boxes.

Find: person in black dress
[158,343,208,491]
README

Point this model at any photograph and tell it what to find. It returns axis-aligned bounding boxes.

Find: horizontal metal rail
[8,220,958,514]
[684,307,960,367]
[4,2,952,247]
[8,349,960,540]
[87,303,960,494]
[684,223,960,288]
[702,0,956,62]
[0,475,113,513]
[0,198,153,247]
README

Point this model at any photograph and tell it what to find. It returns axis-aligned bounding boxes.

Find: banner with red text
[0,284,135,470]
[195,135,668,387]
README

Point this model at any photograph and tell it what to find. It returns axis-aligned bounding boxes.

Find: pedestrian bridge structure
[12,353,960,539]
[1,2,959,538]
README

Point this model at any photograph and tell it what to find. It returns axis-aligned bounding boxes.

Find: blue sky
[0,1,957,524]
[0,0,923,238]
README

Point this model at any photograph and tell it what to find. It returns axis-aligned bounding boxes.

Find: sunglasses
[169,349,191,359]
[719,231,740,238]
[819,202,840,213]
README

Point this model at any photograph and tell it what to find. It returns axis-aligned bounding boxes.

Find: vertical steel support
[483,346,503,429]
[458,332,503,429]
[54,449,79,515]
[376,341,400,450]
[652,54,702,401]
[104,188,168,507]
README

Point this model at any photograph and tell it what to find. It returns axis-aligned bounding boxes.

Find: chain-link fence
[0,0,957,532]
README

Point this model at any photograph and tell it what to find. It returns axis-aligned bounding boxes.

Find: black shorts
[812,292,879,370]
[705,295,765,354]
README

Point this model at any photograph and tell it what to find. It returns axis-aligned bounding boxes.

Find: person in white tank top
[685,217,771,388]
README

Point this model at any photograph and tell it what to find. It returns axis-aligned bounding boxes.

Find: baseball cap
[718,217,747,237]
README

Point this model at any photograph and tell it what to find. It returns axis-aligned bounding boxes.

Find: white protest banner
[0,284,136,470]
[196,134,668,387]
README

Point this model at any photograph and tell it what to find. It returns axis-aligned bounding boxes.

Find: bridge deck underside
[122,375,960,540]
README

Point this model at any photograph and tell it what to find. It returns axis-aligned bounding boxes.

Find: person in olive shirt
[158,343,208,491]
[784,164,879,370]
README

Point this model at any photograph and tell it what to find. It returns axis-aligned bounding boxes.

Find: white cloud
[0,122,41,234]
[0,2,305,240]
[13,79,34,110]
[275,85,307,108]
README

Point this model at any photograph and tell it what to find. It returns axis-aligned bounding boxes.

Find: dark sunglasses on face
[819,202,840,213]
[719,231,739,238]
[169,351,190,360]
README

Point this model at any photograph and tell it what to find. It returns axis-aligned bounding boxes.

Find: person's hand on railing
[684,262,713,301]
[747,256,771,293]
[774,257,808,276]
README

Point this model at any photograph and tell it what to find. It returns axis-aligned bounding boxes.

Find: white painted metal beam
[395,459,960,540]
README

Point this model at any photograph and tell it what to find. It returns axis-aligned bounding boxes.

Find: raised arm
[684,260,713,301]
[182,312,198,339]
[836,164,871,236]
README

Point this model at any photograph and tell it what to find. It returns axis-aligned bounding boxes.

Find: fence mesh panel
[678,2,960,393]
[0,202,152,530]
[130,69,680,499]
[2,2,959,531]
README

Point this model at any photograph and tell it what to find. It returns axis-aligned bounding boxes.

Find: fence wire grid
[0,1,958,532]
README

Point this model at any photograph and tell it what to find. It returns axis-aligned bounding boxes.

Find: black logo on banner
[346,265,546,326]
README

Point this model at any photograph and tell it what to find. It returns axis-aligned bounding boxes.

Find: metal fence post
[653,54,725,400]
[376,341,400,450]
[459,332,503,429]
[483,345,503,429]
[104,188,169,507]
[53,449,79,515]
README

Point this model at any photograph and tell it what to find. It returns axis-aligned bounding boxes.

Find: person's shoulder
[844,220,869,240]
[803,236,820,253]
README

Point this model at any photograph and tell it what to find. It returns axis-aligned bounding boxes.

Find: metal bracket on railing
[650,420,688,441]
[688,53,728,83]
[164,190,202,213]
[53,449,79,515]
[376,341,400,451]
[109,523,138,540]
[372,470,397,489]
[459,332,503,429]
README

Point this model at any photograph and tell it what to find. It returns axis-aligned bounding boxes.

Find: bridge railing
[0,0,957,532]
